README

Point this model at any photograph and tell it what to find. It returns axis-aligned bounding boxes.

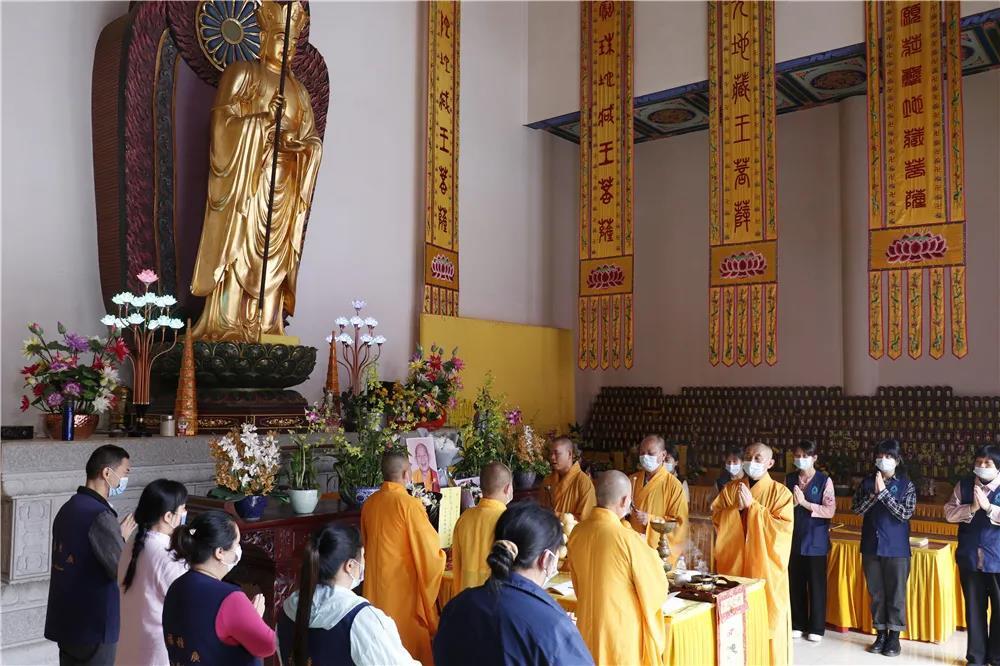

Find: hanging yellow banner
[867,1,967,359]
[578,0,634,370]
[423,0,460,316]
[708,0,777,367]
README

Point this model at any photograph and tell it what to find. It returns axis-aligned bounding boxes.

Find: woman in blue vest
[433,501,594,666]
[276,524,417,666]
[852,439,916,658]
[162,510,275,665]
[785,440,835,643]
[944,444,1000,666]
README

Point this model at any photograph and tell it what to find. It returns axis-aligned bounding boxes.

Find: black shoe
[868,631,887,654]
[882,630,901,657]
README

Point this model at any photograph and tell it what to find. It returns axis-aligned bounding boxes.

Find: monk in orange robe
[361,453,446,666]
[569,470,669,665]
[450,462,513,596]
[541,437,596,521]
[628,435,689,565]
[712,443,794,666]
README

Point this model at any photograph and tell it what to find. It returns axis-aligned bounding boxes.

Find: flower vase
[234,495,268,521]
[344,486,380,508]
[513,470,538,490]
[289,489,319,514]
[43,414,100,441]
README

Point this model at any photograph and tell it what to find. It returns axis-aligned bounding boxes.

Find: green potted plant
[286,399,343,514]
[453,377,514,479]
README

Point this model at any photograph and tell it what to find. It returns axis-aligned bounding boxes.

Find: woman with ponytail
[162,510,275,665]
[433,502,593,666]
[115,479,188,666]
[277,524,417,666]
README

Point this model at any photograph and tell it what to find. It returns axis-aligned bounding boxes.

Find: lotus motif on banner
[885,233,948,264]
[586,264,625,290]
[719,251,767,279]
[430,254,456,283]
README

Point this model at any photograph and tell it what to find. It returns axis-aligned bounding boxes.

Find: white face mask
[542,549,559,588]
[107,469,129,497]
[221,544,242,573]
[664,461,676,474]
[725,463,743,476]
[639,455,660,473]
[974,467,998,482]
[875,458,897,474]
[794,457,814,471]
[348,558,365,589]
[743,461,767,481]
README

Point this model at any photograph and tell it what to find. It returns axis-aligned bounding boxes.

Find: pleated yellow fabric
[663,603,712,666]
[825,534,957,643]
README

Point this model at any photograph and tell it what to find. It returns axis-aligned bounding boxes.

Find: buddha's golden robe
[360,482,446,666]
[569,507,669,666]
[712,474,794,666]
[541,462,596,521]
[450,497,506,596]
[627,466,689,565]
[190,59,322,342]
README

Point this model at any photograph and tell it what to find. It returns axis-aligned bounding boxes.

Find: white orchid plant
[100,269,184,404]
[209,423,282,496]
[326,299,386,396]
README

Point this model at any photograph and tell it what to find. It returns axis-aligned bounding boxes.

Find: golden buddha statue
[190,0,323,342]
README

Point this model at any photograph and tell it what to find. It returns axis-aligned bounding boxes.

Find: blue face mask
[178,512,188,526]
[107,469,129,497]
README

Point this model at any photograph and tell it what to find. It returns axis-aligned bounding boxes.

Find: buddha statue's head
[257,1,308,67]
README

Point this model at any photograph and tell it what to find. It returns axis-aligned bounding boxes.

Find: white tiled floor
[793,630,968,666]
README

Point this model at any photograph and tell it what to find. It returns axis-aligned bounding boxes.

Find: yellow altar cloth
[826,530,957,643]
[438,571,769,665]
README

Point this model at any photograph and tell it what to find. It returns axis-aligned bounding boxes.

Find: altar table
[438,570,769,666]
[825,529,957,643]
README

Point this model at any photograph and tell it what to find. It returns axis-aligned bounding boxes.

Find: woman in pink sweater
[116,479,189,665]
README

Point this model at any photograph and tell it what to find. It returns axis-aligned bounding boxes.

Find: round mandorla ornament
[44,413,100,441]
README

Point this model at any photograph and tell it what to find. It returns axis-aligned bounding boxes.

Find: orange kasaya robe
[628,466,690,566]
[450,497,507,596]
[711,474,794,666]
[568,507,670,666]
[541,462,596,521]
[360,481,446,666]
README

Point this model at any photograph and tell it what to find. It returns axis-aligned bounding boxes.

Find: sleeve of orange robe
[405,501,447,634]
[575,476,597,520]
[629,532,670,665]
[710,482,745,575]
[450,515,465,597]
[744,487,794,635]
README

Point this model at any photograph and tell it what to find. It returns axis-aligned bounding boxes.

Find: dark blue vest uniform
[716,471,734,492]
[859,474,912,558]
[955,478,1000,573]
[44,487,120,645]
[163,570,261,666]
[276,599,370,666]
[786,471,832,556]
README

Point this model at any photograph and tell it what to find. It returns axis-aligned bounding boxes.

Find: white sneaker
[805,634,823,643]
[791,630,803,639]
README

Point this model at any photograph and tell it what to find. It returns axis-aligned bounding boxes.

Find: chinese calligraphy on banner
[579,0,634,370]
[708,1,777,367]
[424,1,460,316]
[866,1,966,360]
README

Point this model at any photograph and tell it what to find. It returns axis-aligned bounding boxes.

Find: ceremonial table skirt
[825,532,957,643]
[438,572,769,665]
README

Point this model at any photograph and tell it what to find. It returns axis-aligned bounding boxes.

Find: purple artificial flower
[63,382,82,397]
[63,332,89,353]
[48,359,68,373]
[46,393,64,408]
[305,410,320,423]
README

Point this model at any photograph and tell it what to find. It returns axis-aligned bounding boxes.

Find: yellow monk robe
[627,466,689,565]
[541,462,596,520]
[450,498,506,596]
[569,507,669,666]
[711,475,794,666]
[360,481,446,666]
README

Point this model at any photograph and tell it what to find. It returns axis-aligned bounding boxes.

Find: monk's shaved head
[744,442,774,462]
[481,462,512,496]
[595,470,631,508]
[381,452,409,482]
[639,435,666,454]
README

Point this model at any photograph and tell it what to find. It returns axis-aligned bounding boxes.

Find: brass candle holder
[650,519,677,575]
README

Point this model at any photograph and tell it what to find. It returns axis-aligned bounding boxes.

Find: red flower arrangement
[403,344,464,425]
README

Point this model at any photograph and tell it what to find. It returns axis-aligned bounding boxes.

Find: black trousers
[959,567,1000,666]
[788,551,828,635]
[57,642,116,666]
[861,554,911,631]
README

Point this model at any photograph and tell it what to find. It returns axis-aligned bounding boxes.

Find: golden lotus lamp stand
[650,519,677,575]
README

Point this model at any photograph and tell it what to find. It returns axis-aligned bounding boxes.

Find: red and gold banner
[867,1,967,359]
[708,1,777,367]
[423,1,460,316]
[578,0,634,370]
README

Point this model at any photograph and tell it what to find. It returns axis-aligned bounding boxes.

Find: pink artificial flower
[20,396,30,412]
[305,411,320,423]
[63,382,82,397]
[28,322,42,335]
[137,269,158,285]
[46,393,64,408]
[451,357,465,371]
[49,359,68,373]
